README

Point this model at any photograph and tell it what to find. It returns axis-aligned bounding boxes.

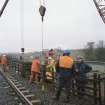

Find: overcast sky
[0,0,105,53]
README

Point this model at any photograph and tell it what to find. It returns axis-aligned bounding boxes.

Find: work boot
[52,87,61,101]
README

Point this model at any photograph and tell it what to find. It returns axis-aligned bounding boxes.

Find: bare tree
[84,42,96,60]
[95,40,105,61]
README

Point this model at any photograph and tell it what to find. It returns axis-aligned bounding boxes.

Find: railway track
[0,72,24,105]
[0,68,41,105]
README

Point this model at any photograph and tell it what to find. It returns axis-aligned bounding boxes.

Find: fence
[71,73,105,105]
[8,58,31,78]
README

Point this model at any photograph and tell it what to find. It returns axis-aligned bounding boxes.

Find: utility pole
[20,0,25,77]
[39,0,46,91]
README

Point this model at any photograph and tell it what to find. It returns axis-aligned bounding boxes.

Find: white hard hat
[2,54,6,56]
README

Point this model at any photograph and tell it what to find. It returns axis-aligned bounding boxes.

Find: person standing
[75,56,92,96]
[53,50,74,103]
[1,54,8,72]
[29,56,40,84]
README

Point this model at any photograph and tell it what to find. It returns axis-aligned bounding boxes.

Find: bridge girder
[93,0,105,24]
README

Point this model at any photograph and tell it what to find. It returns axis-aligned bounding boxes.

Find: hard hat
[49,49,55,55]
[63,50,71,55]
[76,56,83,61]
[2,54,6,56]
[35,56,39,59]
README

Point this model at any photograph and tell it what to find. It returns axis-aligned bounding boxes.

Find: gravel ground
[0,73,24,105]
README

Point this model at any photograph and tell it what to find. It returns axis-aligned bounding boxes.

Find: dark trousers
[56,70,72,100]
[2,64,7,72]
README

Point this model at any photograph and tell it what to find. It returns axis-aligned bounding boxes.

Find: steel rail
[0,70,41,105]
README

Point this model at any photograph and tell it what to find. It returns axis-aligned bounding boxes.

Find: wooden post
[14,61,16,71]
[104,77,105,105]
[93,73,98,105]
[98,74,102,105]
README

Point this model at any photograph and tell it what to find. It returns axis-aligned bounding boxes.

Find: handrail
[85,61,105,65]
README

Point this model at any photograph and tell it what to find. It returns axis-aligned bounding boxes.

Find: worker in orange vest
[53,50,74,103]
[1,54,8,72]
[29,56,40,84]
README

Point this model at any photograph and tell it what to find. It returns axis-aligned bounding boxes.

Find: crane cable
[39,0,46,51]
[41,0,44,51]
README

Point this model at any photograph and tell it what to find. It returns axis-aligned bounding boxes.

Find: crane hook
[39,5,46,22]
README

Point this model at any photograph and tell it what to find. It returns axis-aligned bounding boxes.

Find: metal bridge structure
[93,0,105,24]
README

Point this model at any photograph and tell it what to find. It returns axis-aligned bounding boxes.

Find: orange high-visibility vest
[31,59,40,73]
[59,56,73,69]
